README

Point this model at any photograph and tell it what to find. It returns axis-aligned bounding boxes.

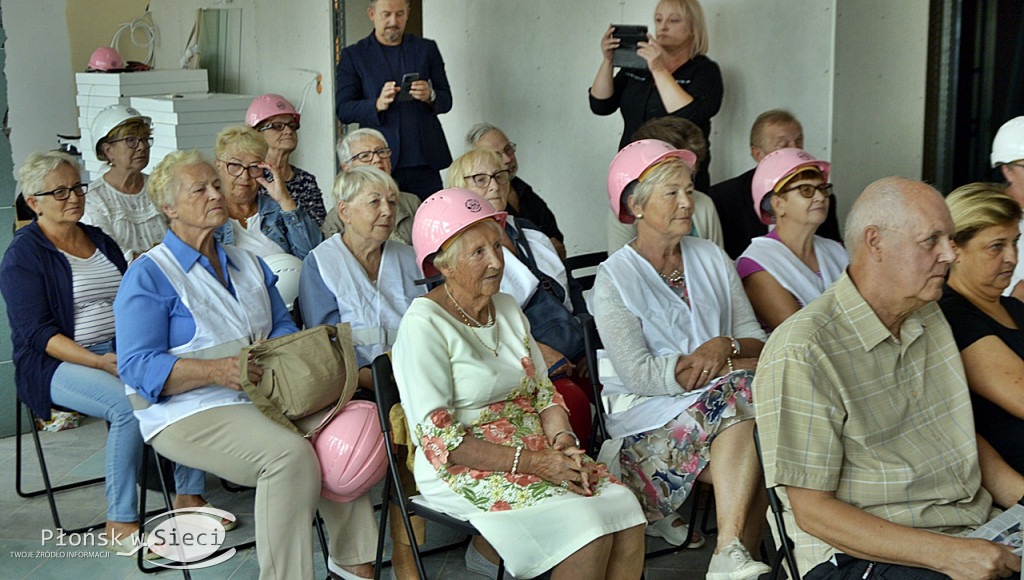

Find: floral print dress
[393,294,646,579]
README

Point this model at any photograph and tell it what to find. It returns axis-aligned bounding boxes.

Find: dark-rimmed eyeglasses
[218,159,264,178]
[34,183,88,201]
[107,136,153,149]
[258,121,300,133]
[464,170,510,188]
[499,142,517,157]
[348,147,392,164]
[778,182,833,198]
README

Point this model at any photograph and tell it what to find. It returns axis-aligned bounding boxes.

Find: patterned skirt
[619,370,755,521]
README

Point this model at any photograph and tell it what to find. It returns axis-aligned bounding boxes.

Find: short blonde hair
[148,149,209,209]
[658,0,709,58]
[445,149,503,189]
[332,165,399,209]
[215,125,268,160]
[946,183,1022,246]
[628,158,693,215]
[97,119,152,161]
[432,218,504,273]
[18,151,80,197]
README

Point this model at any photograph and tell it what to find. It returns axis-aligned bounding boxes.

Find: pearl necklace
[444,284,499,356]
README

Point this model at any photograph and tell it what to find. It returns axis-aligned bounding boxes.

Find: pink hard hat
[87,47,125,72]
[751,148,832,225]
[607,139,697,224]
[412,188,508,278]
[311,401,387,503]
[246,94,300,128]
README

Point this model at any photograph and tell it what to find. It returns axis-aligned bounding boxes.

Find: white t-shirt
[81,175,166,262]
[229,214,283,258]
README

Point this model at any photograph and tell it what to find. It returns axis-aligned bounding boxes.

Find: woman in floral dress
[393,189,646,579]
[593,140,770,580]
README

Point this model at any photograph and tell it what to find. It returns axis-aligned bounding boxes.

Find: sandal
[645,513,706,548]
[104,530,161,560]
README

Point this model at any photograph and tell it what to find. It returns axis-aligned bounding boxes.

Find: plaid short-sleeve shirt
[753,272,992,573]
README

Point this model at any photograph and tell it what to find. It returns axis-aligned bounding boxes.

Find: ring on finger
[701,369,710,374]
[560,481,568,489]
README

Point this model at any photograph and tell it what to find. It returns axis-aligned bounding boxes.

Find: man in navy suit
[336,0,453,200]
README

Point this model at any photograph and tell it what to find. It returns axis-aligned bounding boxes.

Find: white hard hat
[262,253,303,311]
[991,117,1024,167]
[91,105,151,158]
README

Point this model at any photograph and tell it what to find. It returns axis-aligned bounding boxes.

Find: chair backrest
[371,354,401,440]
[582,315,608,452]
[753,424,801,580]
[565,251,607,292]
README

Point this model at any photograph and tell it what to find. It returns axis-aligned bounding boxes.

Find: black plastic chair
[580,316,706,560]
[371,354,506,580]
[14,399,106,534]
[753,426,800,580]
[564,251,608,292]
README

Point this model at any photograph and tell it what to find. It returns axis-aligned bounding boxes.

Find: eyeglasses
[499,142,517,157]
[465,170,510,188]
[348,147,392,164]
[218,159,264,178]
[34,183,88,201]
[778,182,834,198]
[107,136,153,149]
[258,121,300,133]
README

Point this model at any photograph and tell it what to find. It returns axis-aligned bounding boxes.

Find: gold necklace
[444,284,499,356]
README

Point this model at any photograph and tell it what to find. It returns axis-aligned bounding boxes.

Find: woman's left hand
[537,342,575,377]
[255,162,297,212]
[637,34,667,73]
[676,337,731,392]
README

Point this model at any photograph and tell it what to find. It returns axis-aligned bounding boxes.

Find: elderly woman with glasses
[323,128,421,244]
[736,149,847,332]
[394,188,646,579]
[246,94,327,226]
[212,125,321,260]
[445,148,593,444]
[82,105,166,262]
[0,151,212,552]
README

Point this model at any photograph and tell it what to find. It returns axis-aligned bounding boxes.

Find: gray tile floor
[0,416,728,579]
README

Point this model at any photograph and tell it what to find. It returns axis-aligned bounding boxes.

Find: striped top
[62,249,122,347]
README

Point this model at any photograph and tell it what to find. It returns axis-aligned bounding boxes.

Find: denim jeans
[50,340,206,522]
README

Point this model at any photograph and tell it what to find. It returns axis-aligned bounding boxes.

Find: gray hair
[465,122,502,149]
[331,165,398,209]
[336,128,388,165]
[18,151,81,197]
[148,149,209,209]
[627,158,692,216]
[432,218,504,273]
[845,177,938,259]
[369,0,410,6]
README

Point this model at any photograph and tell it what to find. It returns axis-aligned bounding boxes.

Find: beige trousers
[151,403,378,580]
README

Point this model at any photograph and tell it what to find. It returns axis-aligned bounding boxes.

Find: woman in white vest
[445,148,593,444]
[298,165,425,389]
[737,148,848,332]
[593,140,771,580]
[114,150,377,580]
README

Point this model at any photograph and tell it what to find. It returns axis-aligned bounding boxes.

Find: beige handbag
[239,323,358,437]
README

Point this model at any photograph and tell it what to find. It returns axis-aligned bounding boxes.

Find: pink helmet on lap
[607,139,697,224]
[412,188,508,278]
[246,94,300,128]
[751,148,831,225]
[311,401,387,503]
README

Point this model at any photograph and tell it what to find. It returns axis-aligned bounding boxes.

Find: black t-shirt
[939,284,1024,473]
[510,177,563,242]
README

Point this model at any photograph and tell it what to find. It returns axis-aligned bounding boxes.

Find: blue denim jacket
[213,193,322,260]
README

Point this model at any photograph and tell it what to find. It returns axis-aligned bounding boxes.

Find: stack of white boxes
[75,70,252,180]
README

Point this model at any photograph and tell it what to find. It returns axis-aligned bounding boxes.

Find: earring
[635,212,644,219]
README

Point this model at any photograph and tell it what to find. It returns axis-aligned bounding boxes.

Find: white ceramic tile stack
[129,93,254,174]
[75,69,209,180]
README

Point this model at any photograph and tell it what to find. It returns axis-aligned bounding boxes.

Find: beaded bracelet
[727,357,735,373]
[510,445,523,475]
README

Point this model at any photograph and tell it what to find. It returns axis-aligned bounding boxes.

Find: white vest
[596,239,736,438]
[739,235,848,307]
[499,217,572,310]
[309,236,425,364]
[127,243,273,441]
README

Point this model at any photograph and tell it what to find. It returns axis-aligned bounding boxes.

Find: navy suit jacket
[336,32,453,171]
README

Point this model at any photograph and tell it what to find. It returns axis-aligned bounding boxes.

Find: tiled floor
[0,417,732,579]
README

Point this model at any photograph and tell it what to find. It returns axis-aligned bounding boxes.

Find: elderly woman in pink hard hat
[246,93,327,226]
[392,188,646,580]
[736,148,848,332]
[593,139,771,580]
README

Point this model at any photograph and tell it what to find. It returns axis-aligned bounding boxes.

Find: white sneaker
[706,537,771,580]
[645,513,706,548]
[464,541,516,579]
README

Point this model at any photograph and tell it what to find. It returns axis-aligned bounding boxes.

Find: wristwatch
[726,336,741,357]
